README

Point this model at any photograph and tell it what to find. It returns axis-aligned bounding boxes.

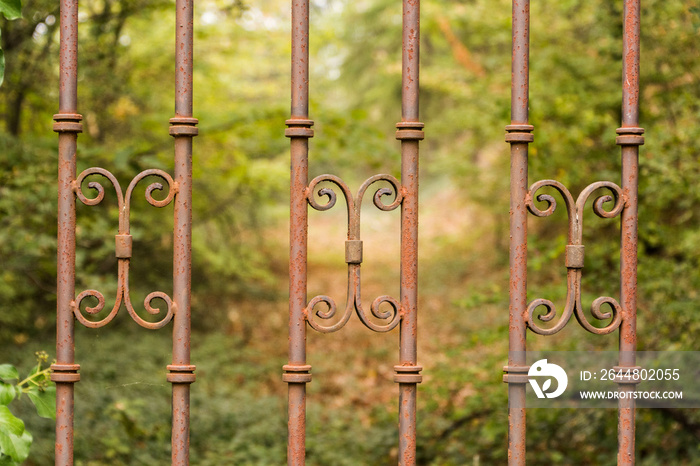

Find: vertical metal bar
[284,0,313,463]
[400,0,419,122]
[620,0,641,128]
[616,0,643,463]
[167,0,198,462]
[57,0,77,113]
[394,0,424,464]
[51,0,82,461]
[504,0,533,464]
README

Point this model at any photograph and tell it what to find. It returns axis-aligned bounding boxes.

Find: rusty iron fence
[47,0,651,463]
[504,0,643,464]
[283,0,424,464]
[51,0,197,463]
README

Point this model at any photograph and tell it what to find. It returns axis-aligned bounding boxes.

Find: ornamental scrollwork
[526,180,625,336]
[304,174,403,333]
[72,168,177,329]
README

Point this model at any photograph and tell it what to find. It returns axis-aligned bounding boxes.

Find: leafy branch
[0,351,55,465]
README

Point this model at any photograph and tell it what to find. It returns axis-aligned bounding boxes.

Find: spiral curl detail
[526,180,575,219]
[576,181,624,220]
[526,296,575,336]
[75,168,124,208]
[307,175,353,213]
[73,288,122,329]
[126,169,177,210]
[125,290,175,330]
[305,295,354,333]
[357,174,403,212]
[356,295,401,332]
[528,298,557,323]
[574,296,622,335]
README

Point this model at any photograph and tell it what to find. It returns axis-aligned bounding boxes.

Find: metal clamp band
[616,127,645,146]
[565,245,585,269]
[393,365,423,384]
[283,364,312,383]
[50,363,81,383]
[395,121,425,141]
[505,124,534,143]
[169,117,199,137]
[345,240,363,264]
[503,365,529,384]
[167,364,196,384]
[53,113,84,133]
[285,119,314,138]
[115,234,133,259]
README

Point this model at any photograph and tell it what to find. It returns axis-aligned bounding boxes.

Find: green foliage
[0,0,22,86]
[0,136,57,344]
[0,352,54,465]
[0,0,20,21]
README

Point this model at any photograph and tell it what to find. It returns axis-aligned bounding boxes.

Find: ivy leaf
[0,367,17,384]
[0,385,14,406]
[0,0,21,20]
[0,429,31,463]
[0,407,23,437]
[26,386,55,420]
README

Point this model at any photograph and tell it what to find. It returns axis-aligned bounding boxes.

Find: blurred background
[1,0,699,463]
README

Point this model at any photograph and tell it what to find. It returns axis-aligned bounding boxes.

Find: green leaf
[0,0,21,20]
[0,407,23,437]
[0,429,31,463]
[0,385,14,406]
[0,453,17,465]
[0,367,17,383]
[26,386,55,420]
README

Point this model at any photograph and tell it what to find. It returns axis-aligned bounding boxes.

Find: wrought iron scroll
[524,180,624,336]
[71,168,177,330]
[51,0,197,463]
[304,174,403,333]
[284,0,424,464]
[503,0,643,465]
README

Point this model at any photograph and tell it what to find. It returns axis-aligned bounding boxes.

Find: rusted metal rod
[284,0,313,462]
[617,0,643,463]
[168,0,198,463]
[395,0,424,464]
[51,0,82,461]
[504,0,532,464]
